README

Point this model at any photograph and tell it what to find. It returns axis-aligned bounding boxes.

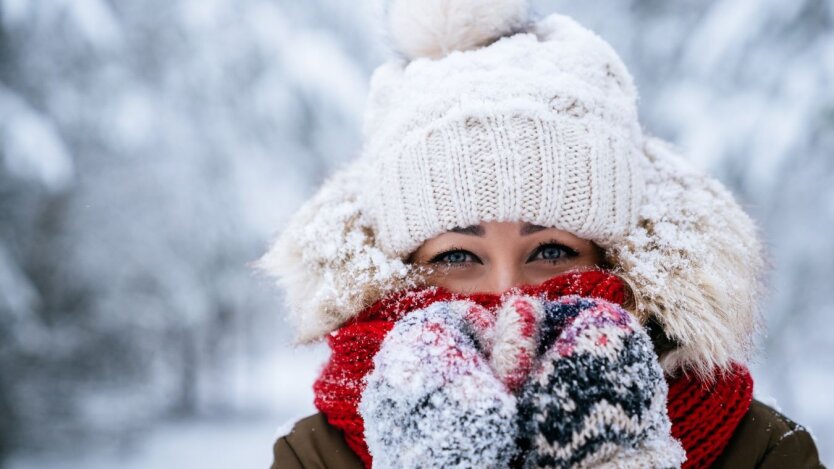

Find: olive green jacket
[271,399,825,468]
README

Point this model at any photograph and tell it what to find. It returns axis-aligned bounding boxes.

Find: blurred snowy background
[0,0,831,467]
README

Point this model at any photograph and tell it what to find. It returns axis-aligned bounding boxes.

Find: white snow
[0,87,75,191]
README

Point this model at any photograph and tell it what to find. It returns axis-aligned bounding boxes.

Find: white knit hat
[255,0,765,381]
[361,10,644,256]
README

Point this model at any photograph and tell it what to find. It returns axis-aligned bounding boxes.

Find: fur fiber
[609,137,765,381]
[251,162,424,343]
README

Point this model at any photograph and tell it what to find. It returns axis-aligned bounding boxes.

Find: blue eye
[529,243,578,263]
[429,248,479,265]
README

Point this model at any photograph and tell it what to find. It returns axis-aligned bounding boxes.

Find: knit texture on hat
[360,13,644,257]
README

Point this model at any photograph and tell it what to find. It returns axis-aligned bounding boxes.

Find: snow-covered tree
[0,0,376,460]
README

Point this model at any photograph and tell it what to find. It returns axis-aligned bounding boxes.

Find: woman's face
[408,221,605,295]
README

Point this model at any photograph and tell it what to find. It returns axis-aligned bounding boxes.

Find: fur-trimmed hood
[254,4,765,382]
[253,134,765,381]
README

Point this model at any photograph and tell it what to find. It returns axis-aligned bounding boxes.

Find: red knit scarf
[313,271,754,469]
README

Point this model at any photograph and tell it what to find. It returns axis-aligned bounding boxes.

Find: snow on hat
[255,0,765,381]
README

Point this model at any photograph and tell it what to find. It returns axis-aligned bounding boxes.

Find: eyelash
[429,246,477,267]
[529,240,579,264]
[428,241,579,266]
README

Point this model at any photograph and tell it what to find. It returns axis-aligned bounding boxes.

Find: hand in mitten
[358,301,519,468]
[517,296,687,469]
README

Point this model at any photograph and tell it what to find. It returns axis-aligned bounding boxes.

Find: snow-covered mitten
[518,296,687,469]
[358,301,519,468]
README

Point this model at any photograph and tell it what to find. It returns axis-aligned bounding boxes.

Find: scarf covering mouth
[312,270,753,468]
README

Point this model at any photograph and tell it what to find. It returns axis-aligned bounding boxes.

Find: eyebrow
[449,225,485,236]
[448,223,549,236]
[520,223,548,235]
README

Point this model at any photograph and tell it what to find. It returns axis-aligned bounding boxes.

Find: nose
[481,260,528,294]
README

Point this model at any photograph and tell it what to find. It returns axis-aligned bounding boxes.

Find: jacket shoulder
[712,399,825,468]
[271,413,365,469]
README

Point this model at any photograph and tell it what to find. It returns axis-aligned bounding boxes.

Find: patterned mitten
[358,301,519,468]
[518,296,687,469]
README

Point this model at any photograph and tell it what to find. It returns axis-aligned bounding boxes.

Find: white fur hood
[253,135,765,381]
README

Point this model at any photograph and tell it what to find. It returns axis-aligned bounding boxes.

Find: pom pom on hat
[384,0,530,59]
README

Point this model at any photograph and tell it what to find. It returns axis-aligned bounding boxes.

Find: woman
[256,1,823,467]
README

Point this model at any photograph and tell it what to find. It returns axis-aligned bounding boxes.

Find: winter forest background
[1,0,832,467]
